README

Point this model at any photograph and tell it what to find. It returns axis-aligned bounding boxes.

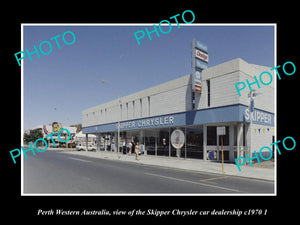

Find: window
[207,80,210,107]
[148,96,150,116]
[186,126,203,159]
[157,128,170,156]
[207,126,216,145]
[132,101,135,118]
[192,92,195,109]
[126,103,128,119]
[218,126,229,145]
[140,98,142,117]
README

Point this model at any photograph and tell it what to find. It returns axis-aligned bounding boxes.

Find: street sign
[217,126,226,136]
[217,126,226,173]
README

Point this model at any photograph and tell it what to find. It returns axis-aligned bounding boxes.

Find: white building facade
[82,58,275,162]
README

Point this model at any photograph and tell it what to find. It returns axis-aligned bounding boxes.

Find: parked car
[76,143,96,151]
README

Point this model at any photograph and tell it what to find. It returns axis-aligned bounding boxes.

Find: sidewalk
[50,148,275,181]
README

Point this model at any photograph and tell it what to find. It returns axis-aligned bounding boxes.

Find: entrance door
[206,126,230,161]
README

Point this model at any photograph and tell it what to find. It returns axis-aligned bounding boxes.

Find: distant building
[30,124,77,147]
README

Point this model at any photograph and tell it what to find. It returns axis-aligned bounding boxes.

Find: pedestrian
[132,140,136,155]
[111,142,115,152]
[128,141,132,155]
[135,142,140,160]
[139,143,144,155]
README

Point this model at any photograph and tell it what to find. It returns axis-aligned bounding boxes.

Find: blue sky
[23,24,274,130]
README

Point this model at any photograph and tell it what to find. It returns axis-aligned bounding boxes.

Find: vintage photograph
[21,24,275,195]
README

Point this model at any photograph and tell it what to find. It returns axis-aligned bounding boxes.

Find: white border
[21,23,277,196]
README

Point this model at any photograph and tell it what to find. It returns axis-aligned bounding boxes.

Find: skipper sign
[191,39,208,93]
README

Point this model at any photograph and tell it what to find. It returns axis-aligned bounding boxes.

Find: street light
[247,89,262,160]
[101,80,121,156]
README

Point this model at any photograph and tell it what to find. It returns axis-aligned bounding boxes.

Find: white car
[76,143,96,151]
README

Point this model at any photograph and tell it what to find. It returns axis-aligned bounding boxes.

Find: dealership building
[82,56,275,163]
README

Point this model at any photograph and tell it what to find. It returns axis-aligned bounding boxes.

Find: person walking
[128,141,132,155]
[135,142,140,160]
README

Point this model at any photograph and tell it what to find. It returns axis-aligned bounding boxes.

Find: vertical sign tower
[191,39,208,93]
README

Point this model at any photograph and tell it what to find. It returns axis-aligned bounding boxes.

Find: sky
[23,24,275,131]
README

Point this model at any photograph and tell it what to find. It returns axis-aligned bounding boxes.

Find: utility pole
[247,89,262,160]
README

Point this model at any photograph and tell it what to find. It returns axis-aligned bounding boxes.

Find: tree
[70,123,82,133]
[24,128,44,144]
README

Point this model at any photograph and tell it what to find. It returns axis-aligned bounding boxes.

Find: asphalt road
[23,151,274,194]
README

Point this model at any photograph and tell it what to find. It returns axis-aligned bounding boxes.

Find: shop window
[218,150,229,161]
[157,128,170,156]
[186,126,203,159]
[145,129,156,155]
[218,126,229,146]
[207,126,217,145]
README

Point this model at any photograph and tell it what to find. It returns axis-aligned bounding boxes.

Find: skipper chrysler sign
[195,49,208,63]
[191,39,208,93]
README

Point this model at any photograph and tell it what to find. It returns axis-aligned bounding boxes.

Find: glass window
[234,125,237,146]
[207,126,217,145]
[157,128,170,156]
[186,126,203,159]
[145,129,156,156]
[218,126,229,146]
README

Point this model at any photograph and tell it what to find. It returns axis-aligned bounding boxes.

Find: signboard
[195,49,209,63]
[217,126,226,136]
[52,122,62,132]
[170,129,185,149]
[195,40,208,52]
[194,83,202,92]
[195,59,208,70]
[192,39,208,93]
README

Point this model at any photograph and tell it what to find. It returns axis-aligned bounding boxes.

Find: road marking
[200,176,228,184]
[144,172,241,193]
[68,157,91,163]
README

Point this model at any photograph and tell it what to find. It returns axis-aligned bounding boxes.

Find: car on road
[76,143,96,151]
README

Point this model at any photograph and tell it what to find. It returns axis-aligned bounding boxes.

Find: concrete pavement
[49,148,275,181]
[23,150,274,194]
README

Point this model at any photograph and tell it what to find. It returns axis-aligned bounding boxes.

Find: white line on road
[144,172,241,193]
[68,157,92,163]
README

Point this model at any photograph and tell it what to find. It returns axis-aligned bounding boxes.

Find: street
[23,151,274,194]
